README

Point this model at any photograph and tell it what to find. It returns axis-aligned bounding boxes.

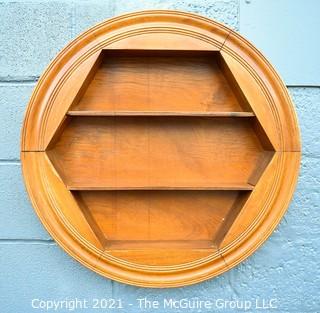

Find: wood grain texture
[47,116,269,190]
[71,51,245,113]
[20,10,301,288]
[74,190,247,257]
[107,249,216,266]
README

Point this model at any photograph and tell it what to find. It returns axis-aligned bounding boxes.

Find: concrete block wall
[0,1,319,312]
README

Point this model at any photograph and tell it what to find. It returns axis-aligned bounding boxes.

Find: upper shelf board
[67,111,255,117]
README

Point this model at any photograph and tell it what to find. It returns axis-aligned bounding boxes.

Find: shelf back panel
[47,116,271,189]
[71,50,246,113]
[73,190,249,265]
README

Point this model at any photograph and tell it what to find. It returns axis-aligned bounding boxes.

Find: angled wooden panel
[21,152,103,249]
[22,52,102,151]
[219,51,280,150]
[221,31,301,152]
[220,152,300,268]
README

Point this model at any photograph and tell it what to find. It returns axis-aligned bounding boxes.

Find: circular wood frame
[21,10,301,288]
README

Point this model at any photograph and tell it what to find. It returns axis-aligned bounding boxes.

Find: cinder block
[0,163,50,239]
[0,244,112,313]
[274,156,320,244]
[73,0,115,36]
[0,84,34,160]
[289,87,320,157]
[74,0,239,37]
[167,0,239,30]
[0,2,73,78]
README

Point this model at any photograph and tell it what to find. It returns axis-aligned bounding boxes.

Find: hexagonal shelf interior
[46,49,275,265]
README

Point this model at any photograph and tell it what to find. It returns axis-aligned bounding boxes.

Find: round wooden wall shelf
[21,10,301,288]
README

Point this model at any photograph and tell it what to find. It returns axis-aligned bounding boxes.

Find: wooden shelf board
[67,111,255,117]
[107,248,216,266]
[68,184,254,191]
[105,240,216,250]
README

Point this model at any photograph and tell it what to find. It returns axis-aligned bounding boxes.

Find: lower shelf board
[105,240,216,250]
[105,248,218,266]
